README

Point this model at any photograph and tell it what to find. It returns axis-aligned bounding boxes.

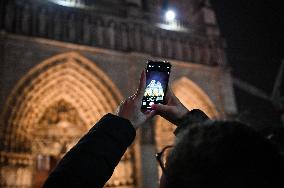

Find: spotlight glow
[165,10,176,22]
[48,0,85,8]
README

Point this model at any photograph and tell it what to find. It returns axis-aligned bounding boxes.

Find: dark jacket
[43,113,136,188]
[43,110,208,188]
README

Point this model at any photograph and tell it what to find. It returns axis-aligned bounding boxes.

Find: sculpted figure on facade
[38,8,47,37]
[21,4,31,34]
[4,3,15,31]
[82,16,91,44]
[54,12,62,40]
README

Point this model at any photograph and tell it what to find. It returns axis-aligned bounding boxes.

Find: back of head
[166,121,283,188]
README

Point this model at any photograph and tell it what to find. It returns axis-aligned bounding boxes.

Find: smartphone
[141,60,171,110]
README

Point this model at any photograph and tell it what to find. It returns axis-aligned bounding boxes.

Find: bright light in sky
[49,0,85,8]
[165,10,176,22]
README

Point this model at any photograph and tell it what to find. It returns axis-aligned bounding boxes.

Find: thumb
[151,104,174,116]
[145,110,157,119]
[136,69,146,99]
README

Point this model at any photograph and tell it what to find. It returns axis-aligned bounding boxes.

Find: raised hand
[151,87,189,126]
[116,70,156,129]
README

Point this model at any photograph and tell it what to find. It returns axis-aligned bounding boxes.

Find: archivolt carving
[0,51,123,154]
[172,77,219,118]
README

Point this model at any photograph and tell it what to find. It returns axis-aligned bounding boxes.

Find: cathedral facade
[0,0,237,187]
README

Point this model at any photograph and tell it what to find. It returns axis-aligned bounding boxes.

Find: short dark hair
[166,121,283,188]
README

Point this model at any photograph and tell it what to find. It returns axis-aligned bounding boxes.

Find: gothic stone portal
[0,52,137,188]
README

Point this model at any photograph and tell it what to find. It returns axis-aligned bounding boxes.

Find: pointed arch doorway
[0,52,137,188]
[155,77,219,177]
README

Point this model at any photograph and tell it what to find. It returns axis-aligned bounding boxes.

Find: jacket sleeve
[174,109,209,135]
[43,113,136,188]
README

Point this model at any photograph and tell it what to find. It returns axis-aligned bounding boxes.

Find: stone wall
[0,33,234,115]
[0,0,226,66]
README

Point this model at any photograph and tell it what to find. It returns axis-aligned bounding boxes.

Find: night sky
[210,0,283,131]
[211,0,282,92]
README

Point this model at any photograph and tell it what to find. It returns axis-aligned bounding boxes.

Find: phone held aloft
[141,60,171,110]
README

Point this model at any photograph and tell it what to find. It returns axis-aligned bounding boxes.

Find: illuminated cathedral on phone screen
[142,70,168,108]
[144,80,164,100]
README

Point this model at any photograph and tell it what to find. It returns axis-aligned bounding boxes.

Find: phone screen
[141,61,171,109]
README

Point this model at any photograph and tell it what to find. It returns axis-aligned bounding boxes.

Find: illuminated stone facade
[0,0,237,187]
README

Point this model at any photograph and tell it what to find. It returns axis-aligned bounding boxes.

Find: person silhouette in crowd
[44,70,283,188]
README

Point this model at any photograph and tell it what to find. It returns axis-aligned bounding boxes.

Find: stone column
[143,29,153,54]
[96,20,104,47]
[174,39,183,60]
[106,22,116,49]
[54,12,62,40]
[121,24,129,51]
[68,14,76,42]
[154,33,162,57]
[4,2,15,32]
[134,24,142,51]
[21,4,31,34]
[38,8,47,37]
[140,120,159,188]
[82,16,91,44]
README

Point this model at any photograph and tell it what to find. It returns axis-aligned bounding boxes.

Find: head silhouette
[160,121,283,188]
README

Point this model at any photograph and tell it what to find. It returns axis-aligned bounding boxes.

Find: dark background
[210,0,283,130]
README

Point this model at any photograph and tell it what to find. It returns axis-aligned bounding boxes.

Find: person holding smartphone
[44,66,283,188]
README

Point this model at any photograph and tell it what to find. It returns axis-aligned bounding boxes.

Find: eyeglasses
[155,145,174,175]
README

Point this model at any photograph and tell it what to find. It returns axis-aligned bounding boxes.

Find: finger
[136,69,146,99]
[143,109,153,114]
[119,99,126,106]
[141,108,149,113]
[145,110,156,119]
[115,105,121,115]
[151,103,175,116]
[116,99,126,116]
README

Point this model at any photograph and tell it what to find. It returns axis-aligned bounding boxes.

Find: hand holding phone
[117,70,156,129]
[151,88,189,126]
[141,60,171,110]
